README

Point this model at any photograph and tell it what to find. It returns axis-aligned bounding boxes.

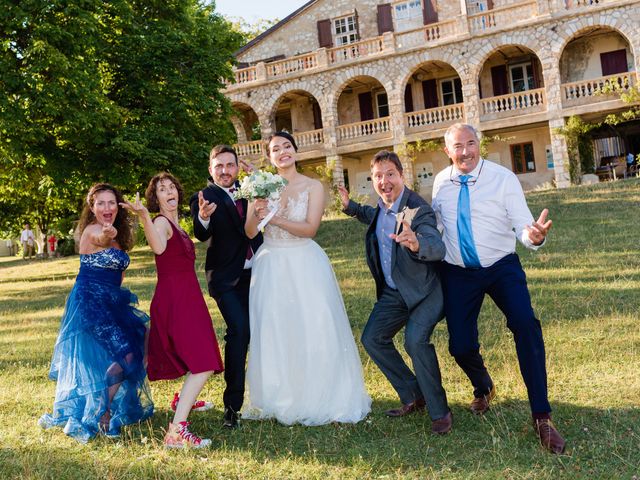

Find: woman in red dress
[122,173,223,448]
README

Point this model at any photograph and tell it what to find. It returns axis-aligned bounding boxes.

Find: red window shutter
[354,9,360,41]
[422,79,438,109]
[317,19,333,48]
[491,65,508,96]
[486,0,494,9]
[404,84,414,113]
[377,3,394,35]
[423,0,439,25]
[600,49,628,76]
[532,59,541,89]
[358,92,374,121]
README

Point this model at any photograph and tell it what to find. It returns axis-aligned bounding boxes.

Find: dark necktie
[456,175,481,268]
[229,188,253,260]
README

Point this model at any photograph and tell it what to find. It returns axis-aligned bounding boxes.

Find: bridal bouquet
[233,170,287,201]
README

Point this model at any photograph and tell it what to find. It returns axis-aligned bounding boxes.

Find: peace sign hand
[119,192,149,219]
[390,219,419,253]
[525,208,552,246]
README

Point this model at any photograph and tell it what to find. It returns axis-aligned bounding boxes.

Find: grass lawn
[0,179,639,479]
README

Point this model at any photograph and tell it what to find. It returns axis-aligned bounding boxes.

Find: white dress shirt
[432,159,541,268]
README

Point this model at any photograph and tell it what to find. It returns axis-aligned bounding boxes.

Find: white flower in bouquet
[233,170,288,201]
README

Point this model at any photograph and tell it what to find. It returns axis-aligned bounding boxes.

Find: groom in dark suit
[190,144,262,428]
[338,150,452,434]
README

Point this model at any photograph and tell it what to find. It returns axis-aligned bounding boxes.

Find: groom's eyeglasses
[449,159,484,186]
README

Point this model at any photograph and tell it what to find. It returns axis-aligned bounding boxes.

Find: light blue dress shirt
[375,188,405,289]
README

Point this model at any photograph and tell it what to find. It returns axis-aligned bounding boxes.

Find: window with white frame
[394,0,423,32]
[509,63,535,92]
[440,77,463,105]
[376,92,389,117]
[334,15,358,46]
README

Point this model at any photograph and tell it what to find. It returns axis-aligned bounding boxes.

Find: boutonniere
[395,206,418,234]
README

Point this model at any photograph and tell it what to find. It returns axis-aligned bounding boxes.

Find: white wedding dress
[242,189,371,425]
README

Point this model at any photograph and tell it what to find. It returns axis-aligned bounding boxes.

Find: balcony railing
[293,129,324,149]
[562,72,636,107]
[234,140,265,158]
[234,66,257,85]
[564,0,612,9]
[406,104,465,130]
[266,53,318,79]
[468,1,537,35]
[328,37,385,65]
[395,20,458,50]
[480,88,546,119]
[336,117,391,144]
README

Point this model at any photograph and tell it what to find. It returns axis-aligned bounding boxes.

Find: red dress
[147,217,223,380]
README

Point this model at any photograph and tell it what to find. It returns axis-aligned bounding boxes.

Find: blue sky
[215,0,310,22]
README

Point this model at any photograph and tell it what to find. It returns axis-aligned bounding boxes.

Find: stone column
[549,117,571,189]
[461,73,481,128]
[231,116,247,143]
[321,110,343,186]
[326,154,345,187]
[389,90,414,187]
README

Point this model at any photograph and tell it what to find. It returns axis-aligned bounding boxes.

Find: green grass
[1,179,639,479]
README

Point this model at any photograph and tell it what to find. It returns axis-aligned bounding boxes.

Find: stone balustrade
[405,104,465,130]
[328,37,385,65]
[266,53,319,79]
[234,139,265,158]
[562,72,636,107]
[395,19,458,50]
[480,87,546,119]
[336,117,392,144]
[468,1,537,35]
[293,129,324,149]
[234,66,257,85]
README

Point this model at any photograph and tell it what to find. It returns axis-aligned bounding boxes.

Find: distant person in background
[48,233,57,256]
[21,223,35,259]
[39,183,153,442]
[626,152,636,176]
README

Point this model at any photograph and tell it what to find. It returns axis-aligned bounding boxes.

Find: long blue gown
[39,248,154,442]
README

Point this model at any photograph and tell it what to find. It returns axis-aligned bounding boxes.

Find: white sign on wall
[355,171,373,195]
[415,162,434,188]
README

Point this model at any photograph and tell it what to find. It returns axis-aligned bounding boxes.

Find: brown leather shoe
[431,411,452,434]
[384,398,426,417]
[533,419,566,454]
[469,385,496,415]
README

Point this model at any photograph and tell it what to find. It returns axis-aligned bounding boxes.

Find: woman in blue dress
[39,183,154,442]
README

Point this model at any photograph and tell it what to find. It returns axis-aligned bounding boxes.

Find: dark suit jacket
[343,188,445,311]
[190,178,263,299]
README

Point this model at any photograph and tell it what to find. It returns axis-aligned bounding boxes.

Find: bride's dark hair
[267,131,298,154]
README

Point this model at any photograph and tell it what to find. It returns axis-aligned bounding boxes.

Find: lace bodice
[80,247,129,271]
[264,189,309,241]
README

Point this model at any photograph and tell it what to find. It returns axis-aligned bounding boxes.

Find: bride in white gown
[242,131,371,426]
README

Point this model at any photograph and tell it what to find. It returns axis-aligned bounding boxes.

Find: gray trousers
[361,284,449,420]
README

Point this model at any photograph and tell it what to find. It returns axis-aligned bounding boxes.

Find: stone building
[224,0,640,197]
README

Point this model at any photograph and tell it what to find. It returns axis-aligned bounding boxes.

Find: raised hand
[252,198,269,221]
[198,190,217,220]
[336,185,350,209]
[239,159,255,173]
[119,192,149,219]
[525,208,552,245]
[390,219,419,253]
[102,222,118,240]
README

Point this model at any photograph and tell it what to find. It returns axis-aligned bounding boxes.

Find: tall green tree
[0,0,243,240]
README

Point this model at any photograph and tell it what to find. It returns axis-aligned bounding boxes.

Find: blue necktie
[457,175,481,268]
